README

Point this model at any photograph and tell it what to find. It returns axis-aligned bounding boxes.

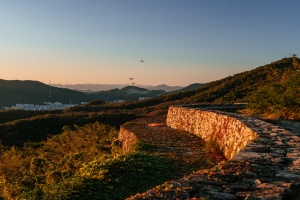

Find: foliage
[0,110,61,124]
[184,57,295,103]
[244,65,300,120]
[0,122,119,199]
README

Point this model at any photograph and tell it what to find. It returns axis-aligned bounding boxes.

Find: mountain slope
[144,84,183,92]
[176,83,205,92]
[0,80,94,107]
[189,57,297,103]
[157,57,296,104]
[53,83,183,92]
[90,86,166,102]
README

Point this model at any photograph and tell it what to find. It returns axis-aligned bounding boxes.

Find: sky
[0,1,300,86]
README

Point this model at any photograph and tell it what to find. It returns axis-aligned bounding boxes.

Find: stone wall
[166,105,257,159]
[118,126,138,152]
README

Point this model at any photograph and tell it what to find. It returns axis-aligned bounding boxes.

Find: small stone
[244,171,258,178]
[275,171,300,181]
[207,191,238,200]
[244,194,256,200]
[254,179,261,185]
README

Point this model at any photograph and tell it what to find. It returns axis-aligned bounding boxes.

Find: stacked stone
[166,106,257,160]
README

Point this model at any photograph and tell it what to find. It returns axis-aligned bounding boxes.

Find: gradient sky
[1,0,300,86]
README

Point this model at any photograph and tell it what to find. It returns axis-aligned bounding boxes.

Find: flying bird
[129,78,135,80]
[140,60,145,62]
[132,82,135,85]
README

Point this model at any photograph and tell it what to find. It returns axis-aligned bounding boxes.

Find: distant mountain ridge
[144,84,183,92]
[53,83,183,92]
[89,86,167,102]
[0,81,177,107]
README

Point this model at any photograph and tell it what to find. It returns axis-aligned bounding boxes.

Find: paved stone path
[272,120,300,135]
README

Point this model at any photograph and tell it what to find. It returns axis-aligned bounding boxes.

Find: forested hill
[147,57,299,104]
[0,80,94,107]
[184,57,296,103]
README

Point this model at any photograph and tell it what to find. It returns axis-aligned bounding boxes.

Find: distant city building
[139,97,150,100]
[5,102,75,111]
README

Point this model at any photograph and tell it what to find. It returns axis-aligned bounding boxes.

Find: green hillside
[184,57,296,103]
[243,56,300,119]
[176,83,205,92]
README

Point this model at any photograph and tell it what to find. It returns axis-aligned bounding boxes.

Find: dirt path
[122,115,226,172]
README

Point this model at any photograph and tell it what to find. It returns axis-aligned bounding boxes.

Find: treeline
[0,110,62,124]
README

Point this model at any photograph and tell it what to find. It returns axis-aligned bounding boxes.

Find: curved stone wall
[166,105,257,159]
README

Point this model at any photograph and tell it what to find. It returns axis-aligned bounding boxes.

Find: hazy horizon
[0,78,188,87]
[1,1,300,86]
[53,83,185,87]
